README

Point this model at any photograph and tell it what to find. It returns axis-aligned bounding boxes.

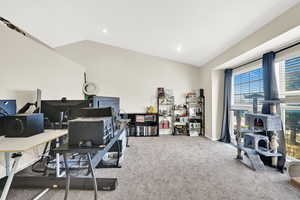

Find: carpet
[6,135,300,200]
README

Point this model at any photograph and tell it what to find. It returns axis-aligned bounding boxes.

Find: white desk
[0,130,67,200]
[0,130,67,153]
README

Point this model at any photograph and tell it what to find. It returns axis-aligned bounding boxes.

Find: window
[277,56,300,160]
[279,56,300,95]
[230,67,264,142]
[230,55,300,160]
[232,68,264,106]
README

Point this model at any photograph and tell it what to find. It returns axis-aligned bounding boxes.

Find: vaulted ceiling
[1,0,299,66]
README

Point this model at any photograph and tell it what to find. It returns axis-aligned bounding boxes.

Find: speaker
[199,89,204,97]
[4,114,44,137]
[0,118,4,136]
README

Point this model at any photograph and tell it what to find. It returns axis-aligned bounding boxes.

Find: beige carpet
[6,136,300,200]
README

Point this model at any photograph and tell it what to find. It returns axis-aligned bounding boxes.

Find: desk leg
[126,127,130,147]
[1,153,21,200]
[87,153,98,200]
[4,153,11,177]
[56,138,61,177]
[63,153,70,200]
[116,140,121,167]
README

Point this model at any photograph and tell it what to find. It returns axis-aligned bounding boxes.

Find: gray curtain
[219,69,232,143]
[262,52,278,113]
[262,51,286,171]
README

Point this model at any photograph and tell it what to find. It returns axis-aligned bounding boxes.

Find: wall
[211,70,225,140]
[205,3,300,69]
[198,67,224,140]
[198,67,212,138]
[0,24,85,108]
[0,23,85,178]
[56,41,201,113]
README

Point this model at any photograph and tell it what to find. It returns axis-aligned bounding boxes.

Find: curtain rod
[232,41,300,70]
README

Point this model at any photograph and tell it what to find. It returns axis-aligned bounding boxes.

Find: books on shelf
[136,115,145,123]
[136,114,157,123]
[136,126,157,136]
[144,114,156,122]
[122,113,159,137]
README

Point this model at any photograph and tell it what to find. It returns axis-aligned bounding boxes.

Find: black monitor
[0,100,16,118]
[0,100,17,136]
[41,100,89,123]
[92,96,120,119]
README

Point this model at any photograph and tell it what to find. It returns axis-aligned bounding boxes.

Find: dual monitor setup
[0,93,120,147]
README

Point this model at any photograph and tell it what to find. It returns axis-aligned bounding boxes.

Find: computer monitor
[41,100,89,123]
[0,100,16,136]
[92,96,120,119]
[0,100,16,118]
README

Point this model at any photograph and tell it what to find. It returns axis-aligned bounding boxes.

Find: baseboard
[205,135,218,141]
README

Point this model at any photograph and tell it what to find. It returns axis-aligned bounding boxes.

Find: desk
[52,129,123,200]
[0,130,67,153]
[0,129,126,200]
[0,130,67,200]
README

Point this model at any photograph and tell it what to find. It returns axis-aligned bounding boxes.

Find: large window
[278,56,300,160]
[230,56,300,160]
[230,67,264,140]
[232,67,264,106]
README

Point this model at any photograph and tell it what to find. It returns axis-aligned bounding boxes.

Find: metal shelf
[186,93,205,136]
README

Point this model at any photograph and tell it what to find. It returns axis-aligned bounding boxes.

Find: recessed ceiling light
[102,28,108,34]
[176,46,182,52]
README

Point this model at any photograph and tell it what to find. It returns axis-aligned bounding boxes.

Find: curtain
[219,69,232,143]
[262,51,286,172]
[262,52,278,113]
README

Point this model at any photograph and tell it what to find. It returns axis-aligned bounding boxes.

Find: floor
[6,136,300,200]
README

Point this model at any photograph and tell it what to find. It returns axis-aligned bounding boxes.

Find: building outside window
[277,56,300,160]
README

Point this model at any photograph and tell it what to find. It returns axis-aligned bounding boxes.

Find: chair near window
[288,161,300,189]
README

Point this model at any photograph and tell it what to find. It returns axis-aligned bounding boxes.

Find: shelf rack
[158,95,175,135]
[120,113,159,137]
[173,105,188,135]
[186,91,205,136]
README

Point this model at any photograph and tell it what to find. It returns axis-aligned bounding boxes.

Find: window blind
[232,68,264,105]
[280,56,300,93]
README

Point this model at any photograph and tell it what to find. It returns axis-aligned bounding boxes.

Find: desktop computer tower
[68,117,114,147]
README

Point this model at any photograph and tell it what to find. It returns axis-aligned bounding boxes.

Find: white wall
[198,67,224,140]
[56,41,201,113]
[0,23,85,178]
[211,70,225,140]
[198,67,212,138]
[205,3,300,69]
[0,24,85,109]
